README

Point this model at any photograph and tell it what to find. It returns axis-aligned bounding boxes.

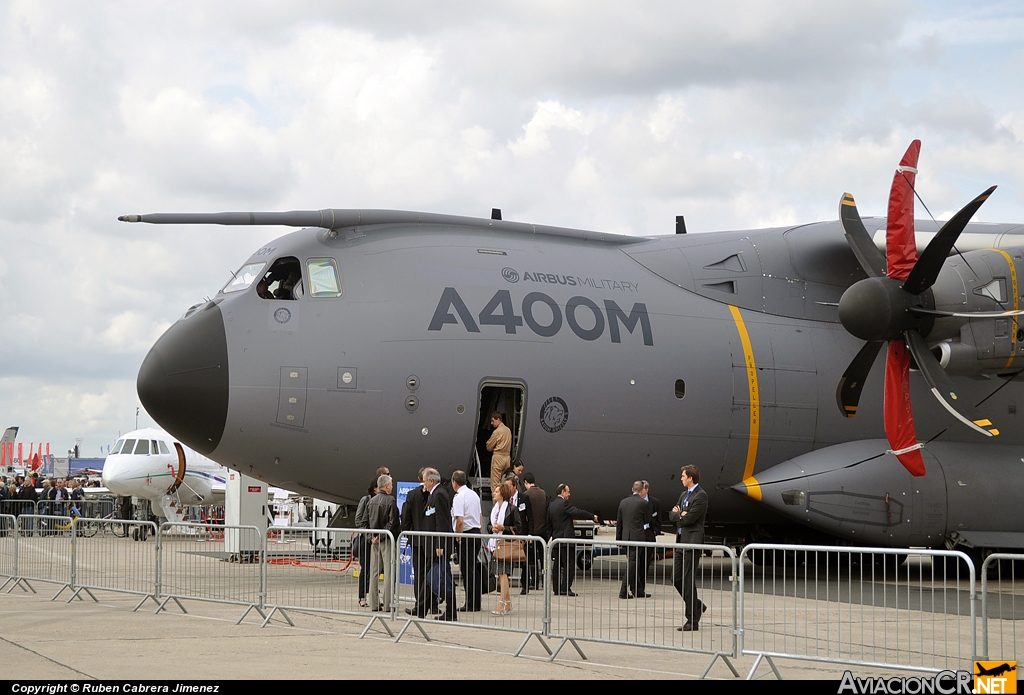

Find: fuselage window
[158,441,170,455]
[257,257,304,300]
[222,262,267,294]
[675,379,686,399]
[306,258,343,298]
[121,439,137,455]
[111,439,125,454]
[134,440,150,456]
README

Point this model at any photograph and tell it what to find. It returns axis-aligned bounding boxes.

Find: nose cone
[138,302,228,455]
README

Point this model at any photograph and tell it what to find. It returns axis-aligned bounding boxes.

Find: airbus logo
[500,268,638,292]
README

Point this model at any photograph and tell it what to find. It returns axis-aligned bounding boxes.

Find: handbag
[493,538,526,563]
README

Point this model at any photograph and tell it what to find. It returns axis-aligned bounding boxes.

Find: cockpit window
[306,258,343,298]
[112,439,125,454]
[158,441,170,455]
[257,257,304,300]
[121,439,136,455]
[222,262,267,294]
[134,440,150,455]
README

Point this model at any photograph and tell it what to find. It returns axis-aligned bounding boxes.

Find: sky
[2,1,1023,457]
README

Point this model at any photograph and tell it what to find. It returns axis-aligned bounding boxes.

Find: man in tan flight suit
[486,412,512,494]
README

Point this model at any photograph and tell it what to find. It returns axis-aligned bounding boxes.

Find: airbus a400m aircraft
[126,141,1024,556]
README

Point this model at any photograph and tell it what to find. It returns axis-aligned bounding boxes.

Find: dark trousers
[551,542,577,594]
[673,546,704,624]
[410,540,437,617]
[355,535,371,599]
[427,549,457,619]
[458,529,482,609]
[619,545,648,598]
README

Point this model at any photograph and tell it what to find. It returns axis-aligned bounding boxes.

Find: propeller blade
[908,306,1024,319]
[839,193,886,278]
[886,140,921,281]
[903,329,999,438]
[902,186,998,295]
[884,338,927,476]
[836,340,884,417]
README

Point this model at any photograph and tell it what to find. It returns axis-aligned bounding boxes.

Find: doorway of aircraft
[471,382,525,496]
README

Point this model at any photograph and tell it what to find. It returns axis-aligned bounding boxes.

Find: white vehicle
[101,427,226,524]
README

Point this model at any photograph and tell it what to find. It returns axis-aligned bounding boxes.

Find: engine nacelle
[738,440,1024,549]
[926,247,1024,375]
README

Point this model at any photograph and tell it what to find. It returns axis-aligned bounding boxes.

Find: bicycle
[55,507,128,538]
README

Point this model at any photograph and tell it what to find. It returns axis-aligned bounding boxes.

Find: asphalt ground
[0,579,923,682]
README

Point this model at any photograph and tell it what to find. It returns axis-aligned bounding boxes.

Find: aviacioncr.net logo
[501,267,519,283]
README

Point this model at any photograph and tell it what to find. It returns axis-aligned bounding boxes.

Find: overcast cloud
[1,0,1023,456]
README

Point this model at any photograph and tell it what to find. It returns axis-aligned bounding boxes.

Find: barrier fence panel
[156,522,264,623]
[394,531,550,654]
[262,527,380,631]
[15,514,74,598]
[980,553,1024,661]
[36,498,116,520]
[739,544,977,678]
[0,500,35,517]
[70,519,158,605]
[546,538,739,676]
[0,514,15,589]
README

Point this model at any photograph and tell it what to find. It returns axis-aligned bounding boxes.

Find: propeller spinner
[835,140,1000,476]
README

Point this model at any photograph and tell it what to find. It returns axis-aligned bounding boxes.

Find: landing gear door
[277,367,308,427]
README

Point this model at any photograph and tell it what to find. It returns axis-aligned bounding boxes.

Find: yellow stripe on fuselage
[990,249,1019,370]
[742,476,762,501]
[728,305,760,482]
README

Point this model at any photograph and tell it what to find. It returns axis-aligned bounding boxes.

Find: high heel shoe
[491,600,512,616]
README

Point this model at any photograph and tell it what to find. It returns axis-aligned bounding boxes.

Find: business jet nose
[137,301,228,456]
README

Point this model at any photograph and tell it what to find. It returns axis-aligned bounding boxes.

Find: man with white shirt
[450,470,483,612]
[670,465,708,631]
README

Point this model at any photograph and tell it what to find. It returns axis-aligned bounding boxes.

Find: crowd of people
[351,426,708,631]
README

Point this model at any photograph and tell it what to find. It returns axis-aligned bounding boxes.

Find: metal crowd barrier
[14,514,74,598]
[68,519,159,607]
[0,499,35,517]
[0,514,15,590]
[979,553,1024,661]
[155,521,264,623]
[739,544,977,679]
[262,527,377,632]
[36,498,116,519]
[547,538,740,676]
[394,531,551,655]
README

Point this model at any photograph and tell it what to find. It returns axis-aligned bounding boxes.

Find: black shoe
[435,613,457,621]
[677,622,698,632]
[555,590,578,597]
[520,588,529,595]
[619,594,633,599]
[640,593,652,598]
[404,608,415,615]
[458,605,480,612]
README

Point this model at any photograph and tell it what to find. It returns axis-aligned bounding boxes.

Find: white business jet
[101,427,226,524]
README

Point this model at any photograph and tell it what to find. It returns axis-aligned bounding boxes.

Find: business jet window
[134,440,150,455]
[306,258,343,298]
[222,262,267,294]
[158,441,170,455]
[111,439,126,454]
[120,439,136,454]
[257,257,304,300]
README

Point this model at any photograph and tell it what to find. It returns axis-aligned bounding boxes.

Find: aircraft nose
[137,301,229,456]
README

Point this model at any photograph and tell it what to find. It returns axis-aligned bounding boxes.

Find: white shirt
[451,485,482,531]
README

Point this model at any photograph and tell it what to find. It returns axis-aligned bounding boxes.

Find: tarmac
[0,579,905,681]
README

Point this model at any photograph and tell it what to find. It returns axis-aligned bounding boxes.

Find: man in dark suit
[548,483,598,597]
[617,481,649,599]
[642,480,662,585]
[400,468,436,617]
[423,468,457,621]
[669,465,708,631]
